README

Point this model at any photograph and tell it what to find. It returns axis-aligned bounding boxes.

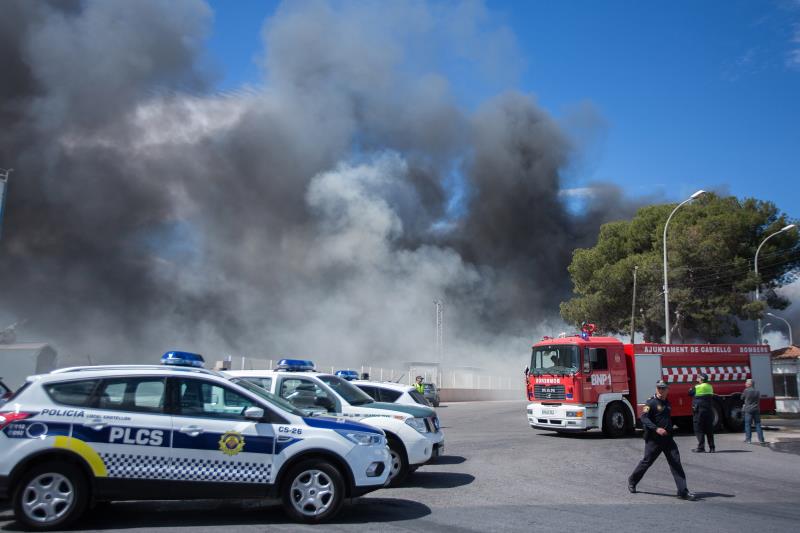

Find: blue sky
[205,0,800,220]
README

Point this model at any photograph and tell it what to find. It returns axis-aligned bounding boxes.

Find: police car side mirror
[244,406,265,420]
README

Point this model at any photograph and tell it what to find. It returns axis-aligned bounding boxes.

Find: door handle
[277,435,293,442]
[83,419,107,430]
[179,425,204,436]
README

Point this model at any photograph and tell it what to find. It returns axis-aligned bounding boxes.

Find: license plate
[542,409,555,415]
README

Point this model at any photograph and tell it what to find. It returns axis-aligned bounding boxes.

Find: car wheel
[602,403,629,438]
[13,461,88,531]
[386,437,409,487]
[281,459,344,524]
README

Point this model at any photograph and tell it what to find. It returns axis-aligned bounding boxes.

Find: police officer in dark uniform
[688,373,715,453]
[628,380,697,501]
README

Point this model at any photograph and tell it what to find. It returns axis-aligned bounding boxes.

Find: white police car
[228,360,444,486]
[353,380,432,407]
[0,352,390,529]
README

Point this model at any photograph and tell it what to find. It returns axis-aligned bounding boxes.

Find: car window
[408,390,429,405]
[231,378,303,418]
[177,379,256,420]
[279,377,337,412]
[379,388,402,402]
[242,376,273,391]
[355,385,378,400]
[95,378,166,414]
[44,379,99,407]
[317,375,374,406]
[423,384,436,392]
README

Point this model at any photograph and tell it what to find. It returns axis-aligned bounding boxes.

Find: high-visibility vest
[415,382,425,393]
[694,382,714,396]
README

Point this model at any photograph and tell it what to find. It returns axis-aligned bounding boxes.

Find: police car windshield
[231,378,306,417]
[531,345,579,375]
[318,375,375,406]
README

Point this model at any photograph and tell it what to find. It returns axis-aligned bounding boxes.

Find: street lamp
[663,189,706,344]
[767,312,793,347]
[759,322,772,343]
[755,224,797,343]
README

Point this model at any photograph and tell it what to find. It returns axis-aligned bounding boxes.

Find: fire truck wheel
[711,401,725,432]
[602,403,629,438]
[723,399,744,432]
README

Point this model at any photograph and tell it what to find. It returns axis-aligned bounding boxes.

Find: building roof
[772,345,800,360]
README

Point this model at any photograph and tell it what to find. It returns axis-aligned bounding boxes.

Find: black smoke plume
[0,0,644,368]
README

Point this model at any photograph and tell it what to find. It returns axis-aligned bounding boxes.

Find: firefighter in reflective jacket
[689,373,715,453]
[628,380,697,501]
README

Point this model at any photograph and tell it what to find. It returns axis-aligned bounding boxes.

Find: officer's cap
[698,373,709,382]
[656,380,669,388]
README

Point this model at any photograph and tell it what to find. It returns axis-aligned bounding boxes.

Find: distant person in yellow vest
[689,373,715,453]
[414,376,425,394]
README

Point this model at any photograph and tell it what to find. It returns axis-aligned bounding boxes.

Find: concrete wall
[439,388,523,402]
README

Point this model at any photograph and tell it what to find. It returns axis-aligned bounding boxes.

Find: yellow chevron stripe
[53,436,107,477]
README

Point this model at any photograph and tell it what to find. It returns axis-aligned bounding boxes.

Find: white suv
[0,353,390,529]
[228,360,444,486]
[353,380,431,407]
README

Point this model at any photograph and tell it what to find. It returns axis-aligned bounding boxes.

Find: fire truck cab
[525,326,775,437]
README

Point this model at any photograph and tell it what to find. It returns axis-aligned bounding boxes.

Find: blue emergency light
[335,369,359,381]
[161,351,205,368]
[276,359,316,372]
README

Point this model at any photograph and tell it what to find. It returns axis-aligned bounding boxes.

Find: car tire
[280,458,345,524]
[386,436,409,487]
[13,461,89,531]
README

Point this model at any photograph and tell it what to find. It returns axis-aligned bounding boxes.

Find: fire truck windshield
[530,345,579,375]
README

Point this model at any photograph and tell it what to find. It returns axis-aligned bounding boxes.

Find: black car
[423,383,440,407]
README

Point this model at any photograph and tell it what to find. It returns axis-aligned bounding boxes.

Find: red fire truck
[525,325,776,437]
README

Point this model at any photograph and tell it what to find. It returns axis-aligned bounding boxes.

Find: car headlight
[405,417,429,434]
[566,411,584,418]
[337,430,384,446]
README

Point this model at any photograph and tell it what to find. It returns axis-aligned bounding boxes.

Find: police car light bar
[161,351,206,368]
[276,359,316,372]
[335,369,359,380]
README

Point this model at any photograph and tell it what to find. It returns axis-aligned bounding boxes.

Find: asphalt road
[3,401,800,532]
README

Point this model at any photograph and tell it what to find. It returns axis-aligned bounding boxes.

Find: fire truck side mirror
[524,366,530,376]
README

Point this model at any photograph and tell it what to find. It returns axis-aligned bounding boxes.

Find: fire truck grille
[534,384,565,400]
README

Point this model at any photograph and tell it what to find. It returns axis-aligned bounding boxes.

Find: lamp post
[759,322,772,343]
[755,224,797,343]
[663,190,706,344]
[767,312,793,347]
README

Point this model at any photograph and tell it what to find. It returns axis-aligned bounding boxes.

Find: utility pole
[0,168,13,242]
[630,266,638,343]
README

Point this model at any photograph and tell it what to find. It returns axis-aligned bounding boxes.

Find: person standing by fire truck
[628,381,697,501]
[689,373,715,453]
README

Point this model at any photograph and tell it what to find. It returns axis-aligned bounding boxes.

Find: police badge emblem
[656,404,663,412]
[219,431,245,456]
